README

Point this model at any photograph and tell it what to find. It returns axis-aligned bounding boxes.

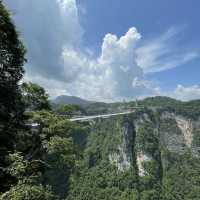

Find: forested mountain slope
[52,95,93,107]
[1,1,200,199]
[68,105,200,200]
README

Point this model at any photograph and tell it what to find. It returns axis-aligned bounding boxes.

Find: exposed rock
[175,116,193,148]
[161,111,175,120]
[137,152,152,176]
[109,110,200,174]
[109,122,133,172]
[160,112,191,153]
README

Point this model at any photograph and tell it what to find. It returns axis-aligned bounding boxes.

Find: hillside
[2,1,200,199]
[67,98,200,200]
[52,95,93,107]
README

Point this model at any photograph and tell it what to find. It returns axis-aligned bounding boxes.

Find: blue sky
[78,0,200,46]
[78,0,200,89]
[5,0,200,101]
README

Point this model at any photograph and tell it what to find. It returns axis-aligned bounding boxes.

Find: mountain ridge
[52,95,94,107]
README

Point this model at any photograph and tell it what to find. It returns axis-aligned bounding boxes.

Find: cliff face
[107,110,200,174]
[109,121,134,172]
[68,108,200,200]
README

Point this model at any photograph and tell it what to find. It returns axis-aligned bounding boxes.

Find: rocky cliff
[68,105,200,200]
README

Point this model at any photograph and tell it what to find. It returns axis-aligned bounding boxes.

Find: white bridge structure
[27,109,138,128]
[69,110,136,122]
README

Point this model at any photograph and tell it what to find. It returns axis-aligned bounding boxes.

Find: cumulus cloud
[6,0,83,80]
[61,27,157,101]
[5,0,200,102]
[6,0,159,101]
[136,27,198,73]
[169,85,200,101]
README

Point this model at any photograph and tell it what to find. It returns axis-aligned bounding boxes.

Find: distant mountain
[52,95,93,107]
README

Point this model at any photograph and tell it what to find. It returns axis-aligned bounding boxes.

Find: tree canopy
[0,1,26,192]
[21,82,51,111]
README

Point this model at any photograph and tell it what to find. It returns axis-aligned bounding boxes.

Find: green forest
[0,2,87,199]
[1,1,200,200]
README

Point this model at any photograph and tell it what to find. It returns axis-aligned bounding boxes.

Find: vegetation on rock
[1,2,200,199]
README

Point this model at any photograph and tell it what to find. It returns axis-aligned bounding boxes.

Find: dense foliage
[55,104,84,117]
[21,82,51,111]
[0,3,87,198]
[1,2,200,200]
[67,117,140,200]
[0,1,26,192]
[138,96,200,120]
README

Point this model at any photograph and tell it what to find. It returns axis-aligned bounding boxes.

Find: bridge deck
[69,110,135,122]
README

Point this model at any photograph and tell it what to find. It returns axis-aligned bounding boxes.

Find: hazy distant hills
[52,95,93,107]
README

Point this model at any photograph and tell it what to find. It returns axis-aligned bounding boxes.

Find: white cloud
[5,0,83,80]
[6,1,200,102]
[23,74,70,98]
[170,85,200,101]
[136,27,198,73]
[22,23,150,101]
[61,27,152,101]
